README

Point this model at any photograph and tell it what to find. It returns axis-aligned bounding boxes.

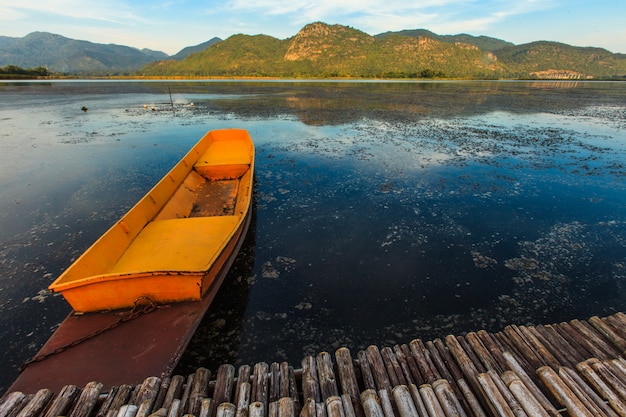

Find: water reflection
[0,81,625,392]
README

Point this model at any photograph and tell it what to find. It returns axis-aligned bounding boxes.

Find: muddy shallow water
[0,80,625,392]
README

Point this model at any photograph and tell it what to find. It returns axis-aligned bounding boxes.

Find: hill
[171,37,222,61]
[143,22,507,79]
[375,29,514,52]
[495,41,626,79]
[0,32,168,74]
[142,22,626,79]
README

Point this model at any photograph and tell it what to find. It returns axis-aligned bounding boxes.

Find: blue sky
[1,0,624,55]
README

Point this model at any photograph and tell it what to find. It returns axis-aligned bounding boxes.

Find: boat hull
[48,129,255,313]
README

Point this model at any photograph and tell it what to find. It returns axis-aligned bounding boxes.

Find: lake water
[1,80,625,393]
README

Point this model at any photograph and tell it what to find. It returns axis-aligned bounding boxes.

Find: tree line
[0,65,50,79]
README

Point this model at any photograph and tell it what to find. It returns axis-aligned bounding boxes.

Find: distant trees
[0,65,50,78]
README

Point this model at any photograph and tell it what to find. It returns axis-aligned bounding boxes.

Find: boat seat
[194,140,251,180]
[110,216,240,274]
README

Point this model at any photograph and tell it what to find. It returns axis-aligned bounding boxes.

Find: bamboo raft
[3,313,626,417]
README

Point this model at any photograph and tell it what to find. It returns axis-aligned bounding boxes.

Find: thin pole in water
[168,86,176,117]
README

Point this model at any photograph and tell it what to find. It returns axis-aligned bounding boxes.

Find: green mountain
[375,29,514,52]
[171,37,222,61]
[142,22,626,79]
[495,41,626,79]
[143,22,506,79]
[0,32,168,74]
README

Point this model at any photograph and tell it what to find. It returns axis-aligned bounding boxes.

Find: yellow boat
[49,128,255,313]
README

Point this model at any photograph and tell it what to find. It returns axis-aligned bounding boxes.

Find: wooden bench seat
[110,216,240,274]
[194,139,251,180]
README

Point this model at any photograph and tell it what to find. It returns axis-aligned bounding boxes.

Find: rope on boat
[18,296,158,372]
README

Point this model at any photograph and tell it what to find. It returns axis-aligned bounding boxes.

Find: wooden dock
[2,313,626,417]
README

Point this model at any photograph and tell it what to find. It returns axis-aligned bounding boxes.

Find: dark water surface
[1,80,625,392]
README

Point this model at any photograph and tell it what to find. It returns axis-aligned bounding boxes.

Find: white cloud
[0,0,143,25]
[217,0,560,36]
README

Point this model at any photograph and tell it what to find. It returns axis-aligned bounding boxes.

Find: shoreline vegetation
[4,74,626,81]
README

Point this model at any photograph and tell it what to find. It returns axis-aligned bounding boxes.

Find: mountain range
[2,23,625,79]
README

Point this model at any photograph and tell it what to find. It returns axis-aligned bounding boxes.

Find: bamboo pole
[68,381,104,417]
[154,379,171,412]
[476,372,517,417]
[288,366,300,415]
[235,366,251,407]
[217,403,236,417]
[270,363,281,403]
[358,350,378,391]
[252,363,270,411]
[316,402,328,417]
[341,394,357,417]
[200,399,214,417]
[43,385,81,417]
[215,365,236,407]
[302,356,321,403]
[162,376,185,411]
[409,339,440,383]
[335,348,365,417]
[476,330,508,372]
[518,326,560,371]
[376,390,394,417]
[189,368,211,415]
[138,399,158,417]
[559,322,606,360]
[118,404,138,417]
[265,402,276,417]
[444,334,483,405]
[427,340,470,415]
[280,363,291,400]
[503,326,545,371]
[299,398,315,417]
[317,352,339,401]
[235,382,251,417]
[380,347,406,387]
[360,390,384,417]
[366,346,393,393]
[588,358,626,402]
[0,391,26,417]
[392,345,414,386]
[576,360,626,415]
[325,397,345,417]
[537,366,594,417]
[558,366,617,417]
[166,399,181,417]
[399,344,424,386]
[565,365,620,417]
[571,320,620,358]
[432,379,468,417]
[502,352,560,417]
[135,377,162,411]
[501,371,550,417]
[391,386,418,417]
[249,402,265,417]
[180,374,194,417]
[529,326,575,368]
[455,378,488,417]
[466,332,503,374]
[457,336,486,374]
[278,398,295,417]
[418,384,446,417]
[407,384,430,417]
